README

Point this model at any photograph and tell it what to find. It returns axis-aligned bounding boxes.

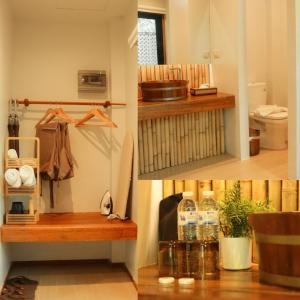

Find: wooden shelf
[6,184,36,195]
[6,158,39,168]
[1,213,137,242]
[138,265,300,300]
[138,92,235,121]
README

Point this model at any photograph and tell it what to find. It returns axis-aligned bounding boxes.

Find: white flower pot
[220,237,252,270]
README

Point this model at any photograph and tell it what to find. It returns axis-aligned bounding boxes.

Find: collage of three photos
[0,0,300,300]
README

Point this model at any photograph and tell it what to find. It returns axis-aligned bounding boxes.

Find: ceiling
[10,0,133,24]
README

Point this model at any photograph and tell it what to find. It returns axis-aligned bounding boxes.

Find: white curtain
[138,180,163,268]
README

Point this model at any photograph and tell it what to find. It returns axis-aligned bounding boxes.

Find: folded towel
[254,105,288,118]
[19,165,36,187]
[8,149,18,159]
[5,169,22,188]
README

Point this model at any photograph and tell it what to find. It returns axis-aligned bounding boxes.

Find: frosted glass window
[138,12,165,65]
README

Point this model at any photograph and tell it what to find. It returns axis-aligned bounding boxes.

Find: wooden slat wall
[163,180,300,211]
[138,110,225,175]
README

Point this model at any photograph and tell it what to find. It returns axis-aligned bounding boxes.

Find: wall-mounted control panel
[78,70,106,92]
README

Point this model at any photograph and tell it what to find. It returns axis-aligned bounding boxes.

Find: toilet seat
[251,105,288,120]
[250,111,288,120]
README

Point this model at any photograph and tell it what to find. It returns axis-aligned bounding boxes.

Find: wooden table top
[138,265,300,300]
[1,212,137,242]
[138,92,235,121]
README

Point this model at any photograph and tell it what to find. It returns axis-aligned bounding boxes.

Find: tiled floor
[139,149,288,179]
[8,261,136,300]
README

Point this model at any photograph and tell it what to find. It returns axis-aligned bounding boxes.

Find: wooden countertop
[138,92,235,121]
[1,213,137,242]
[138,265,300,300]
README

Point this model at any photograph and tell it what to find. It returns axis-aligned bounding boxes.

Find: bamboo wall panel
[138,110,225,175]
[175,180,184,194]
[184,180,198,201]
[138,64,210,92]
[240,180,252,200]
[212,180,226,202]
[282,180,298,211]
[252,180,267,203]
[268,180,282,211]
[163,180,174,198]
[225,180,238,191]
[162,179,300,211]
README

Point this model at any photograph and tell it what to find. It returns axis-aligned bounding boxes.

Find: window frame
[138,11,166,65]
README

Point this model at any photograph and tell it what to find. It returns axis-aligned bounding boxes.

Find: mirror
[138,0,211,65]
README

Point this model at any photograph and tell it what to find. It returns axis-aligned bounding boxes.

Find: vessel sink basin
[141,80,189,102]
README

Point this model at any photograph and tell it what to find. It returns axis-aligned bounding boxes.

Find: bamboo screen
[138,64,210,89]
[138,110,225,175]
[163,180,300,212]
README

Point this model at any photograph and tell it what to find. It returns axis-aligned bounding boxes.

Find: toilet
[248,82,288,150]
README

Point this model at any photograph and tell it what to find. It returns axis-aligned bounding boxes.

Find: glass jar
[158,241,176,277]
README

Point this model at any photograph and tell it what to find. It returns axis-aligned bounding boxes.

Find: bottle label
[178,211,198,226]
[198,211,219,225]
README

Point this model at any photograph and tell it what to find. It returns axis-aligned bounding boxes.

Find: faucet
[168,66,182,80]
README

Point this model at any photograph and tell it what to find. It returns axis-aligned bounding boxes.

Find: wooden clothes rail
[16,99,126,108]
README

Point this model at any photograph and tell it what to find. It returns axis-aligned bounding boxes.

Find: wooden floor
[8,261,136,300]
[1,213,137,242]
[166,149,288,179]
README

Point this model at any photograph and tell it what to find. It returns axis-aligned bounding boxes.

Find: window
[138,12,165,65]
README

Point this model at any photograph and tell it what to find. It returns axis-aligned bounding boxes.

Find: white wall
[123,0,138,282]
[12,21,111,213]
[211,0,249,160]
[166,0,210,64]
[246,0,267,84]
[287,0,300,178]
[137,180,162,269]
[0,0,12,287]
[246,0,288,107]
[138,0,167,12]
[266,0,288,107]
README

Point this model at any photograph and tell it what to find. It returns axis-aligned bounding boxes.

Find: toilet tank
[248,82,267,112]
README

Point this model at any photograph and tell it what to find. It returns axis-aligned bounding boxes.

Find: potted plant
[219,182,270,270]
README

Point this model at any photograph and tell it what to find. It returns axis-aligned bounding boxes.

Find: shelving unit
[2,138,137,242]
[4,137,40,224]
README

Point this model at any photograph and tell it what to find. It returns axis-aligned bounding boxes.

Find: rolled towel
[19,165,36,187]
[8,149,18,159]
[5,169,22,188]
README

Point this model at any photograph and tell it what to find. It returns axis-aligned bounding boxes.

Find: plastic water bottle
[198,191,219,241]
[177,192,198,241]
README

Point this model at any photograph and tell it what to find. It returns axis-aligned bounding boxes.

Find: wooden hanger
[75,109,117,128]
[36,108,74,127]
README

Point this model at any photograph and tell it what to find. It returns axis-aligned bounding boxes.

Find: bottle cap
[182,191,193,198]
[158,277,175,285]
[178,278,195,285]
[202,190,214,197]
